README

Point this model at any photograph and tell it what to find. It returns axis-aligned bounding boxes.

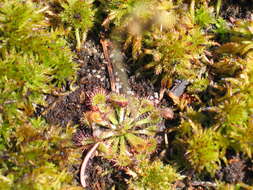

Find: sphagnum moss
[59,0,95,50]
[128,159,184,190]
[0,0,80,189]
[1,0,253,189]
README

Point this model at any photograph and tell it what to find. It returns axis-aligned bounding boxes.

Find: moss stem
[190,0,195,21]
[75,28,81,50]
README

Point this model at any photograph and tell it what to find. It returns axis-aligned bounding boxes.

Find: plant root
[80,142,100,188]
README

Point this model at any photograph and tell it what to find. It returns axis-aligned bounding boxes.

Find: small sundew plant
[128,159,183,190]
[81,88,163,165]
[59,0,95,50]
[79,88,165,187]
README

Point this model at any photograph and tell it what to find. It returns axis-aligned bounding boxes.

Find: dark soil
[41,2,253,189]
[221,0,253,19]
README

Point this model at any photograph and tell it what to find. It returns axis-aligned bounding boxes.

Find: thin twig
[159,86,166,101]
[80,142,100,188]
[100,36,116,92]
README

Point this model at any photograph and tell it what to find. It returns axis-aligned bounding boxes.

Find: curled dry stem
[80,142,100,188]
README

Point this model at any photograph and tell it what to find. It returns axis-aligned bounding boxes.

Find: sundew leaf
[132,125,157,136]
[119,136,127,156]
[125,133,147,152]
[110,137,120,155]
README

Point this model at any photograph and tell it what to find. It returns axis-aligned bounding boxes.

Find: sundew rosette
[81,88,165,166]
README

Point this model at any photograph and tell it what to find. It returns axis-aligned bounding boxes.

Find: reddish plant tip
[108,98,128,107]
[84,111,104,124]
[160,108,174,120]
[86,87,107,111]
[73,130,89,147]
[108,93,129,107]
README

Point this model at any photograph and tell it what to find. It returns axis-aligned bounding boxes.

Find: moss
[0,118,81,189]
[59,0,95,50]
[128,159,183,190]
[1,0,253,188]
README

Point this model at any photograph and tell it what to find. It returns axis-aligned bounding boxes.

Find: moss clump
[0,118,81,190]
[0,0,77,86]
[101,0,212,93]
[59,0,95,50]
[0,0,77,151]
[184,121,227,175]
[128,159,183,190]
[0,0,80,189]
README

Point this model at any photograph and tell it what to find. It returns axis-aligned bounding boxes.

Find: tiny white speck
[127,90,134,95]
[154,99,159,104]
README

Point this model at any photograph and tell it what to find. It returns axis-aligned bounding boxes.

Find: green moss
[59,0,95,50]
[128,159,183,190]
[0,118,81,189]
[1,0,253,188]
[195,6,215,28]
[186,125,226,175]
[0,0,77,86]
